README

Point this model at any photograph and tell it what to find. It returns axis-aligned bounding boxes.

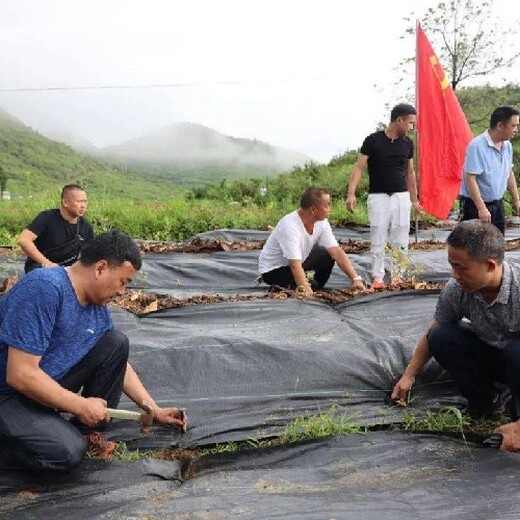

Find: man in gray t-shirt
[391,220,520,452]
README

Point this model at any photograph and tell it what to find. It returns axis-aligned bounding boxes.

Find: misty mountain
[39,126,98,153]
[0,107,32,132]
[0,107,177,199]
[100,122,311,176]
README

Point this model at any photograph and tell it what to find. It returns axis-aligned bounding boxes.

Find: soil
[139,238,449,255]
[139,238,264,254]
[110,281,444,316]
[0,247,22,257]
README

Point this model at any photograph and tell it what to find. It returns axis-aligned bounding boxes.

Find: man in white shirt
[259,187,366,296]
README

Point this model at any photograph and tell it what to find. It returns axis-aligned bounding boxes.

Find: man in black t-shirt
[18,184,95,273]
[346,104,421,290]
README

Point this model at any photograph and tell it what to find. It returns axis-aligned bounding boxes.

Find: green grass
[279,406,365,443]
[86,441,154,461]
[95,405,505,463]
[394,406,504,439]
[0,193,368,245]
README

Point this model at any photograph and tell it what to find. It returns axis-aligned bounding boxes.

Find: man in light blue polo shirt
[459,105,520,234]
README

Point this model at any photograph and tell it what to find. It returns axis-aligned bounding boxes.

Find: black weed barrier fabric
[134,244,520,297]
[103,292,462,449]
[0,458,182,518]
[3,433,520,519]
[193,225,520,243]
[4,228,520,517]
[177,432,520,520]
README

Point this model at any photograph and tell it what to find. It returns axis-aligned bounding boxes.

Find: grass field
[0,192,370,245]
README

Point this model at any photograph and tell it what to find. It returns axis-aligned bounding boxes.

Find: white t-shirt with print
[258,211,338,274]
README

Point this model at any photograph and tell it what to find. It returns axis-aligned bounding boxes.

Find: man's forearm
[18,240,51,266]
[123,362,158,410]
[406,172,419,203]
[288,261,309,288]
[347,167,363,195]
[465,174,486,209]
[507,172,520,204]
[402,325,435,379]
[9,366,84,414]
[332,248,358,280]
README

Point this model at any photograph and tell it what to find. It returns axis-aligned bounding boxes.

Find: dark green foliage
[185,151,363,206]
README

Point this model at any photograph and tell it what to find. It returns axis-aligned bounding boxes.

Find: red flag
[416,23,473,219]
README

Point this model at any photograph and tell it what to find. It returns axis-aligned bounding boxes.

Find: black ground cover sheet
[101,292,459,448]
[2,228,520,516]
[194,225,520,243]
[134,247,520,296]
[2,433,520,519]
[3,226,520,297]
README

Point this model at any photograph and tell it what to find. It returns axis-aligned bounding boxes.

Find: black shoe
[466,392,505,420]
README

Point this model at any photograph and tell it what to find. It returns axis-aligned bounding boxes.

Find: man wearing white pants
[346,104,421,290]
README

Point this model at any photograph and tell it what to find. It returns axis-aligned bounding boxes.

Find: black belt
[370,191,408,196]
[460,196,501,205]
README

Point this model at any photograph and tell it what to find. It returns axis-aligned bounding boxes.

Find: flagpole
[414,19,420,245]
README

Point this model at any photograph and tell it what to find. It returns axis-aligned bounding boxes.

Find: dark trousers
[0,329,129,474]
[459,196,505,235]
[428,322,520,419]
[261,246,335,289]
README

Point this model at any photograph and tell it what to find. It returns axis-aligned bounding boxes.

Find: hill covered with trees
[0,108,177,200]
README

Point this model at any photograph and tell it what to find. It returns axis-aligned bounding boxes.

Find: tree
[404,0,519,91]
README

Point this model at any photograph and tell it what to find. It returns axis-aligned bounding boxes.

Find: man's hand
[346,194,356,212]
[76,397,109,426]
[295,284,313,298]
[494,420,520,452]
[390,375,415,407]
[153,406,188,433]
[352,278,366,290]
[478,206,492,223]
[412,201,422,216]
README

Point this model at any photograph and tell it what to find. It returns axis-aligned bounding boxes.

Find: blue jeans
[428,322,520,418]
[0,329,129,474]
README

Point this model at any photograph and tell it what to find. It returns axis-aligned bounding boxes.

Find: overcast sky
[0,0,518,162]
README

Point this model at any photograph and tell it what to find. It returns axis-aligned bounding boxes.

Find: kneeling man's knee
[103,329,130,360]
[427,322,456,356]
[36,434,87,474]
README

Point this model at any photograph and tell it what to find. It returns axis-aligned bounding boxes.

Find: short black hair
[61,184,85,201]
[489,105,520,129]
[390,103,417,122]
[79,230,142,270]
[300,187,329,209]
[447,220,504,263]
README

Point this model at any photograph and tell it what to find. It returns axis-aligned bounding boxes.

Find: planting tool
[107,405,188,434]
[107,406,154,434]
[483,433,503,449]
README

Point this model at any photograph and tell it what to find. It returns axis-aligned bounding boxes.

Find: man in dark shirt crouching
[18,184,95,273]
[392,220,520,451]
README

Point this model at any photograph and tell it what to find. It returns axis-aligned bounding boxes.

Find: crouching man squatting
[392,220,520,451]
[0,230,186,473]
[259,187,366,296]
